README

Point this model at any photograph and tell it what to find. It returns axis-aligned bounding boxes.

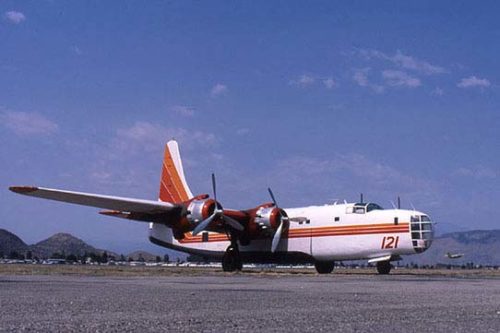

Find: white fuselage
[149,203,433,263]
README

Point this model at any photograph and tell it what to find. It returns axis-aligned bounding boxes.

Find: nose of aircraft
[410,212,434,253]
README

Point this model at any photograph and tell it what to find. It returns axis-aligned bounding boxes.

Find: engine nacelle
[252,206,287,234]
[186,199,217,224]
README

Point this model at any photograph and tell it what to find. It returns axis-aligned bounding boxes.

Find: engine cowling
[252,206,288,235]
[186,199,218,224]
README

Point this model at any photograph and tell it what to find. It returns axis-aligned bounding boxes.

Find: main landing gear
[222,242,242,272]
[314,261,335,274]
[376,261,392,275]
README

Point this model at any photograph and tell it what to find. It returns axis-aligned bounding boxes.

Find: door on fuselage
[285,213,312,257]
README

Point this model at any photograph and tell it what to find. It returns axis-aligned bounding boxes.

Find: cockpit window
[366,203,383,212]
[421,215,431,222]
[351,203,383,214]
[411,215,420,222]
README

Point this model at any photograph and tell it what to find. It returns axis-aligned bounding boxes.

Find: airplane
[445,252,464,259]
[9,140,434,274]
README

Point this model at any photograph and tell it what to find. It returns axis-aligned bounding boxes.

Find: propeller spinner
[192,174,244,235]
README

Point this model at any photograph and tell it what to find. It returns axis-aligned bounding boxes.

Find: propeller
[268,187,277,206]
[271,218,284,253]
[268,187,288,253]
[192,174,244,236]
[267,187,310,252]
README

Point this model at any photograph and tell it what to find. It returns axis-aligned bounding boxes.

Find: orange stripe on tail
[158,140,193,203]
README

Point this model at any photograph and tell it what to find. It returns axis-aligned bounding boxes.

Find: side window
[394,217,399,225]
[334,217,340,222]
[354,207,365,214]
[202,232,209,242]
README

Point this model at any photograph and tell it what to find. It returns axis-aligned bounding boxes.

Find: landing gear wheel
[376,261,392,275]
[222,245,242,272]
[314,261,335,274]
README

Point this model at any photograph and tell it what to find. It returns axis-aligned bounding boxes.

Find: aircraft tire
[314,261,334,274]
[222,246,242,272]
[376,261,392,274]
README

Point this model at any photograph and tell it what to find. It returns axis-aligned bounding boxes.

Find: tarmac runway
[1,273,499,332]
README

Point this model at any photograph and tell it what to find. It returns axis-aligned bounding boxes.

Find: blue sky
[1,1,499,255]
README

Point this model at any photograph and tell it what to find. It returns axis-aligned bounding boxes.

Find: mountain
[0,229,29,256]
[30,233,110,258]
[402,230,500,266]
[126,250,159,262]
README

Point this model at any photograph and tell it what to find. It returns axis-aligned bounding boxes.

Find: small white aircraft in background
[9,140,434,274]
[445,252,464,259]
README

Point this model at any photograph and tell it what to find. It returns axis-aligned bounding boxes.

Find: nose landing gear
[314,261,335,274]
[376,261,392,274]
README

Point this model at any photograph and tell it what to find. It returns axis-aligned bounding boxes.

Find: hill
[0,229,29,257]
[126,251,159,262]
[30,233,110,258]
[403,230,500,266]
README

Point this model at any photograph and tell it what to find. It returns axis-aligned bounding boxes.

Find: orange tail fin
[158,140,193,203]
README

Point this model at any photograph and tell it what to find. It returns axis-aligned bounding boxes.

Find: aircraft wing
[9,186,177,214]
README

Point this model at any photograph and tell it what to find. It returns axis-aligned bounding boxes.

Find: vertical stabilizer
[158,140,193,203]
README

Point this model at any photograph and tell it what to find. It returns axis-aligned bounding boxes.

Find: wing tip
[9,186,39,194]
[99,210,120,215]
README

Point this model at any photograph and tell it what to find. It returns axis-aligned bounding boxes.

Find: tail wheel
[376,261,392,274]
[222,246,242,272]
[314,261,334,274]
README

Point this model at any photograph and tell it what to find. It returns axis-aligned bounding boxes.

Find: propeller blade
[192,213,218,236]
[268,187,277,206]
[212,173,217,203]
[223,215,244,231]
[271,220,284,253]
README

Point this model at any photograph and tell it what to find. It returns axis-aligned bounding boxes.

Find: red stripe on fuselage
[178,223,409,244]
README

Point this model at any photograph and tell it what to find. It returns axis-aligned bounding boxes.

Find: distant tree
[88,252,100,263]
[51,252,65,259]
[120,254,126,262]
[80,252,86,264]
[101,251,108,263]
[138,253,145,262]
[127,256,133,262]
[9,251,24,260]
[26,251,33,260]
[163,254,169,263]
[66,254,78,262]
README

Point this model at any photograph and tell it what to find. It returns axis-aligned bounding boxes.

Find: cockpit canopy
[348,202,384,214]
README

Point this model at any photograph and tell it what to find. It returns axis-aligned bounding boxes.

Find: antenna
[397,196,401,209]
[410,202,416,211]
[360,193,364,203]
[390,200,396,209]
